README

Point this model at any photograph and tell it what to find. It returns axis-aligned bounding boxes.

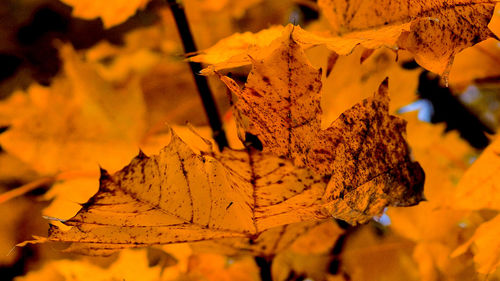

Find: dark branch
[167,0,228,150]
[255,256,273,281]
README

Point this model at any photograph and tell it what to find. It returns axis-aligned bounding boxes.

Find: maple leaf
[0,193,41,266]
[449,38,500,91]
[197,0,263,18]
[320,47,421,125]
[384,113,477,281]
[190,24,380,74]
[220,32,424,209]
[188,25,285,72]
[453,135,500,211]
[271,249,335,281]
[4,0,500,279]
[452,213,500,274]
[33,134,336,255]
[192,0,498,78]
[187,253,260,281]
[339,224,421,281]
[318,0,499,76]
[379,111,500,281]
[60,0,151,28]
[190,24,421,74]
[267,220,343,280]
[0,44,147,174]
[25,31,423,255]
[16,249,165,281]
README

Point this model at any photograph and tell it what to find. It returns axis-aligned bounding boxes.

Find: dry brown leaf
[191,24,414,74]
[221,32,424,211]
[191,4,497,78]
[35,132,335,255]
[28,32,423,255]
[190,24,369,74]
[318,0,498,77]
[193,1,497,78]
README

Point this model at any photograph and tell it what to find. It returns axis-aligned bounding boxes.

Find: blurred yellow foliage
[1,0,500,280]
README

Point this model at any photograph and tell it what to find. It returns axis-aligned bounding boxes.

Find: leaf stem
[167,0,228,150]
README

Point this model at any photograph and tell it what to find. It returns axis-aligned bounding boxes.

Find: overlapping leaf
[30,31,423,255]
[191,24,382,74]
[221,33,424,208]
[192,1,498,78]
[318,0,498,75]
[36,134,334,255]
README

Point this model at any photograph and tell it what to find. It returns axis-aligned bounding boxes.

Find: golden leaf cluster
[1,0,500,281]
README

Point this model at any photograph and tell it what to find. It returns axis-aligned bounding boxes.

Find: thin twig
[167,0,228,150]
[0,177,55,204]
[0,170,99,204]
